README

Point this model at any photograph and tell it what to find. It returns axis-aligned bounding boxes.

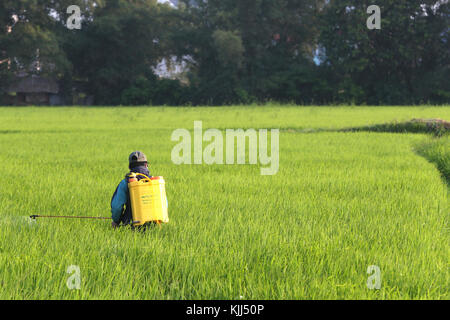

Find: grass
[415,135,450,184]
[0,105,448,299]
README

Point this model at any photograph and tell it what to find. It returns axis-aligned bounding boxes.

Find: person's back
[111,151,152,228]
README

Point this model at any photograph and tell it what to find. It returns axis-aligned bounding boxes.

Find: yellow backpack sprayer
[127,173,169,226]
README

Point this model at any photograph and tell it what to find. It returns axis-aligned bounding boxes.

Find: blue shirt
[111,179,129,223]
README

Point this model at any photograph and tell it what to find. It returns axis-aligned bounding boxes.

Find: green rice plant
[415,135,450,184]
[0,106,448,299]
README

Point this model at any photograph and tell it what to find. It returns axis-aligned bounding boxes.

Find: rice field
[0,105,448,299]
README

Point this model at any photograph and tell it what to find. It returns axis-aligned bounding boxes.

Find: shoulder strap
[125,172,134,181]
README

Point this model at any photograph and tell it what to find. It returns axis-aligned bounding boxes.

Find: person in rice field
[110,151,152,228]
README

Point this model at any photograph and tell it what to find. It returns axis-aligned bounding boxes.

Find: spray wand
[30,214,112,221]
[29,215,143,225]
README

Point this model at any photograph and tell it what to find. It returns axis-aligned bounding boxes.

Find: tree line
[1,0,448,106]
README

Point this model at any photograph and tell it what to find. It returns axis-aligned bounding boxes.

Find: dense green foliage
[0,106,448,299]
[1,0,449,105]
[320,0,450,105]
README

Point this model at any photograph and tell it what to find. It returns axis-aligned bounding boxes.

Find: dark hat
[128,151,147,165]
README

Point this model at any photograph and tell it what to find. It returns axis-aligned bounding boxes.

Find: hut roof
[8,75,59,94]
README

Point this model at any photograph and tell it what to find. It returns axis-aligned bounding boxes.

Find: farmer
[111,151,151,228]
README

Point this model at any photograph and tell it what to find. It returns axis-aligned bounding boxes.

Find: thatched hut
[6,75,62,105]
